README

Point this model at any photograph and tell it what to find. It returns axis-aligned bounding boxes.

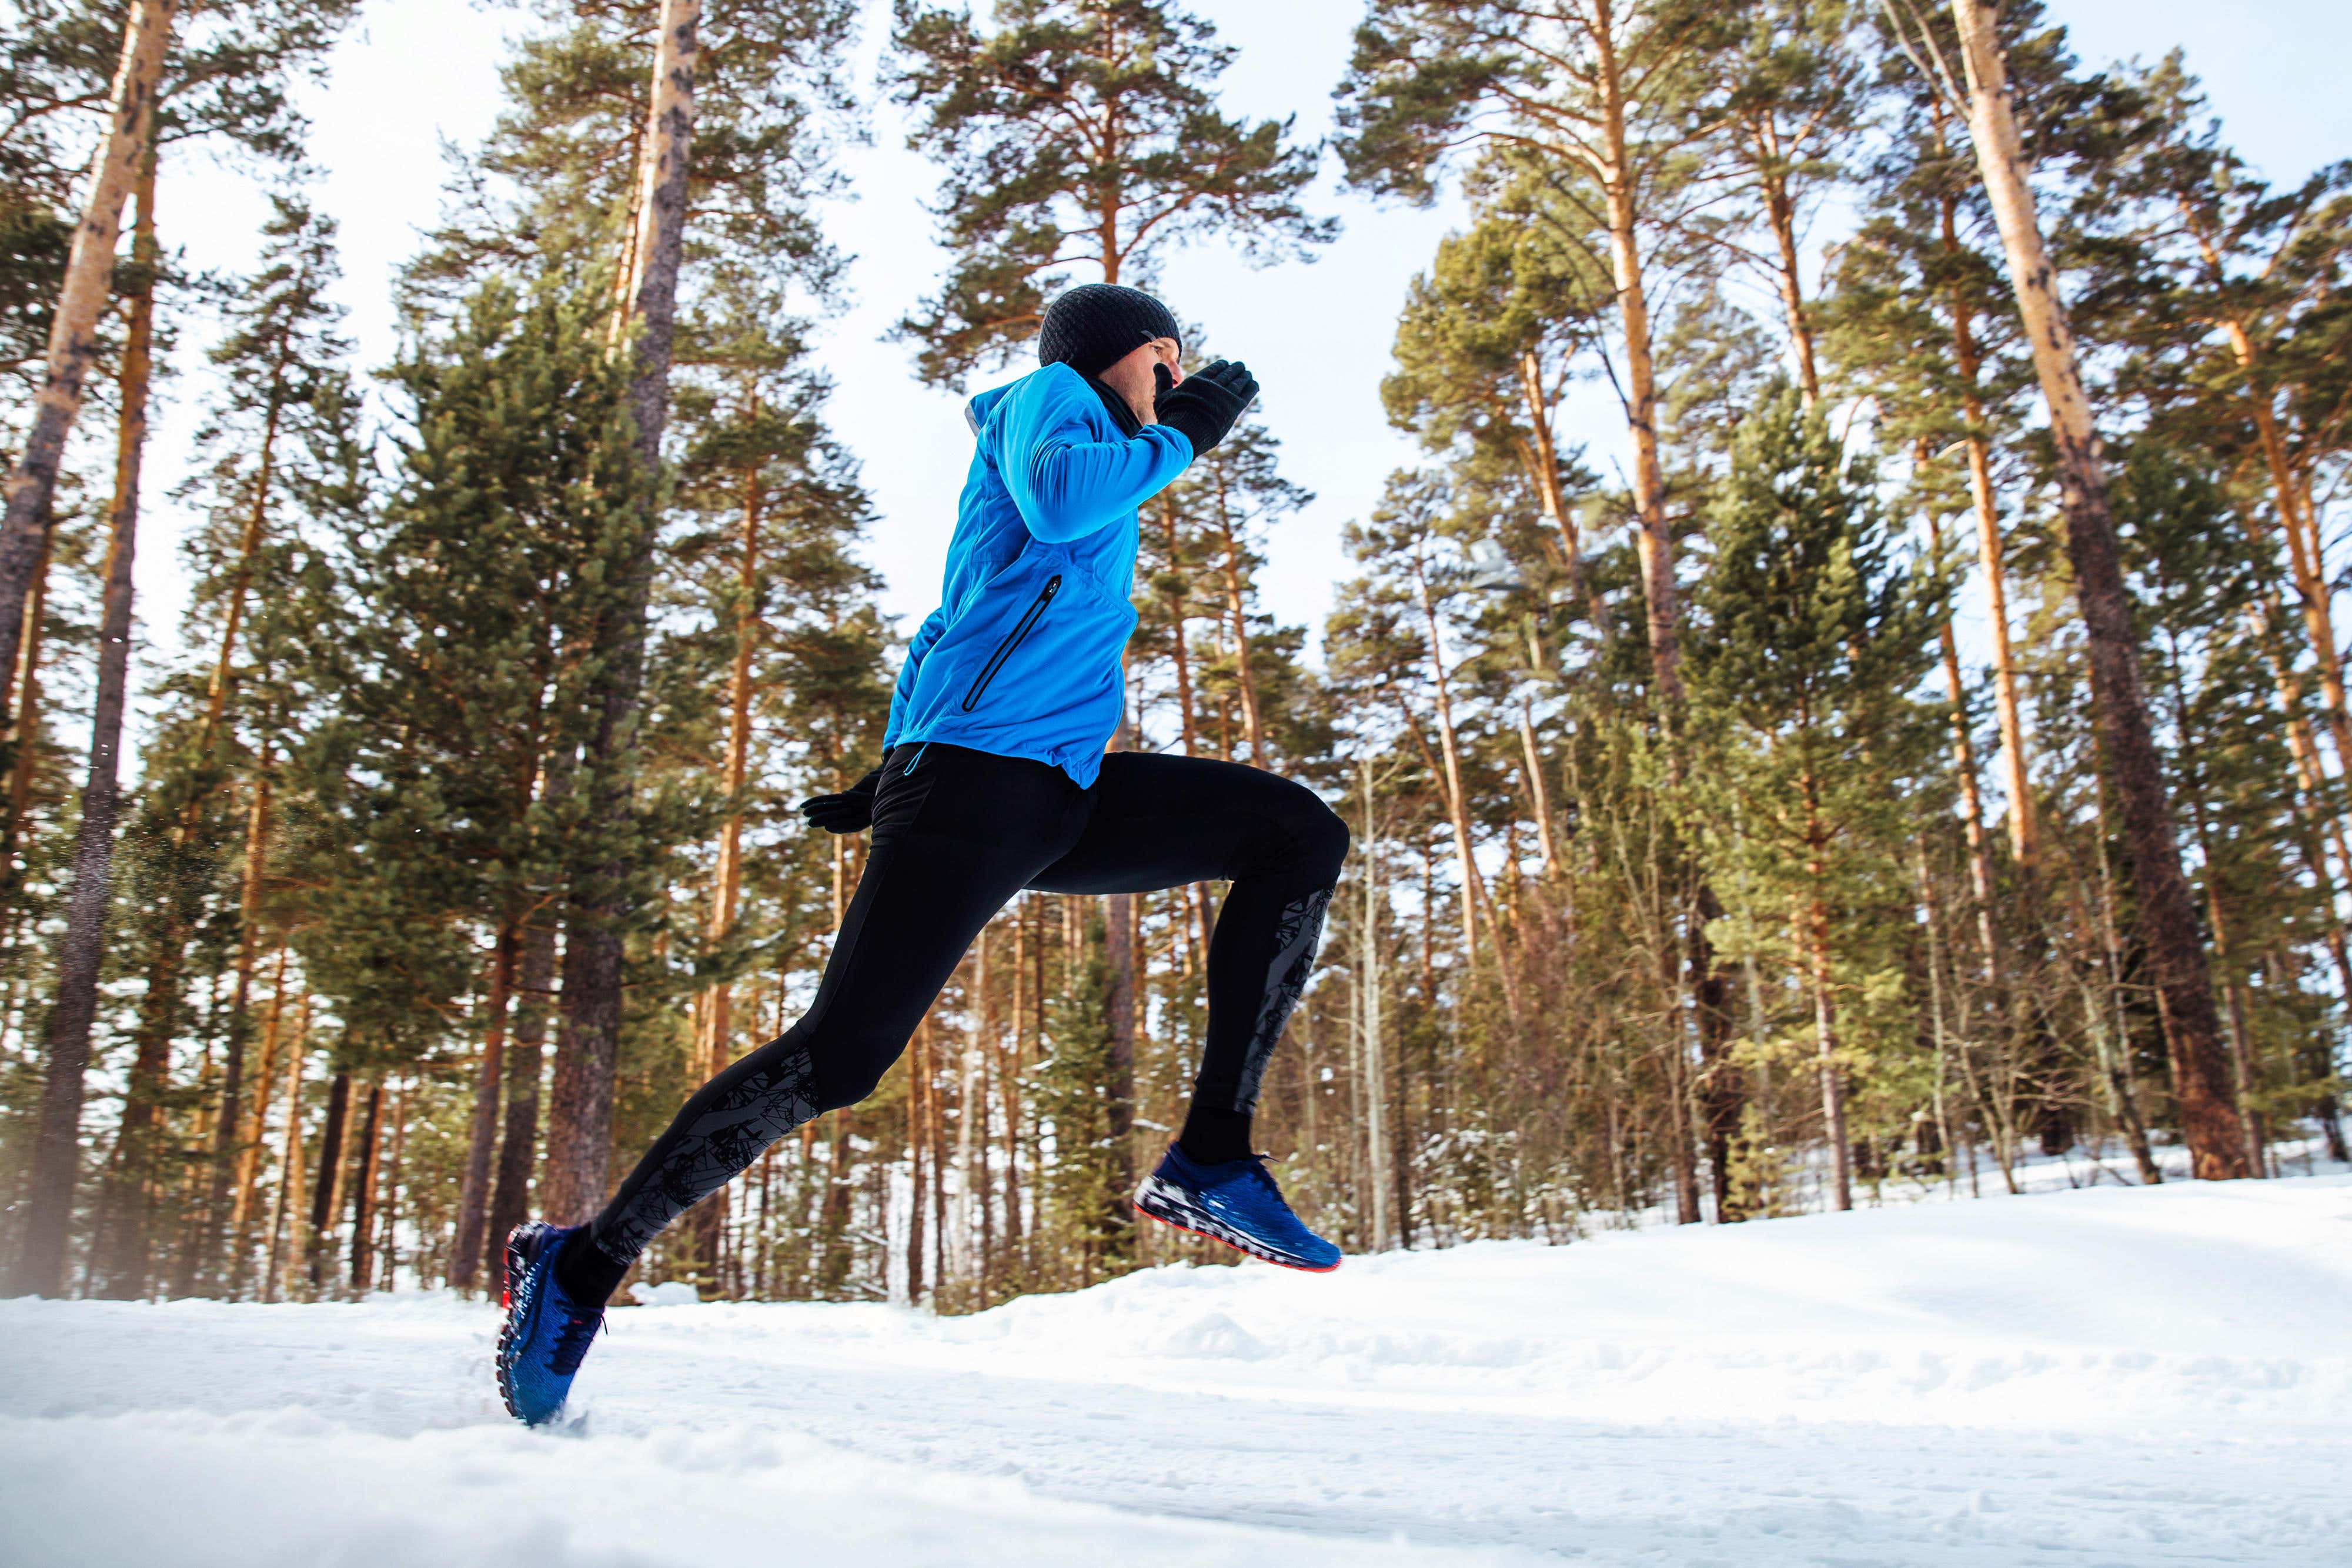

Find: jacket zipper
[961,574,1061,712]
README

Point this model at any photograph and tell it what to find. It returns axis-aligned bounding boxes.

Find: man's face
[1144,337,1184,390]
[1101,336,1185,424]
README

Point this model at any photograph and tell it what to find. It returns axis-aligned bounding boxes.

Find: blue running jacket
[881,362,1194,787]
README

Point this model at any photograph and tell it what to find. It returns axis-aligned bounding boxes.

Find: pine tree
[1688,380,1940,1211]
[1342,2,1771,1225]
[888,0,1331,386]
[647,258,878,1292]
[0,0,361,772]
[1034,913,1134,1286]
[2117,445,2320,1179]
[335,270,638,1270]
[112,196,359,1293]
[1708,0,1868,404]
[6,146,154,1298]
[539,0,703,1228]
[401,0,860,1231]
[0,0,174,718]
[4,0,366,1296]
[1881,0,2250,1178]
[1339,0,1730,708]
[1384,212,1609,637]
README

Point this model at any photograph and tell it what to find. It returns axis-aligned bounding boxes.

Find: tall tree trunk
[98,922,182,1295]
[2193,273,2352,777]
[380,1079,409,1288]
[966,932,995,1285]
[104,249,296,1292]
[816,1107,856,1296]
[1516,699,1561,878]
[486,921,557,1282]
[1800,773,1853,1212]
[346,1080,383,1293]
[0,1,174,697]
[906,1019,928,1303]
[229,944,292,1248]
[1686,879,1737,1225]
[119,330,292,1285]
[1208,472,1266,767]
[5,157,158,1299]
[1155,502,1214,967]
[1915,842,1960,1189]
[926,1015,948,1291]
[1592,11,1682,706]
[698,467,761,1064]
[1359,757,1392,1249]
[2257,421,2348,773]
[1097,674,1141,1258]
[450,922,520,1292]
[546,0,701,1225]
[955,950,983,1281]
[1412,564,1521,1023]
[1102,900,1138,1267]
[2162,637,2269,1182]
[998,904,1027,1254]
[2,521,52,877]
[1752,123,1821,404]
[2246,598,2352,1134]
[686,458,763,1280]
[2169,199,2346,778]
[306,1069,351,1296]
[192,339,292,760]
[1516,352,1607,633]
[1934,168,2039,868]
[261,997,309,1302]
[2083,812,2160,1179]
[196,747,273,1289]
[1948,0,2246,1179]
[1925,507,2003,974]
[1594,14,1722,1219]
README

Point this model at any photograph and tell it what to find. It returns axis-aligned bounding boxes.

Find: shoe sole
[493,1223,541,1424]
[1131,1185,1340,1273]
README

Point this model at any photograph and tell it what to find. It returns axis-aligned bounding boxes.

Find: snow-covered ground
[6,1176,2348,1567]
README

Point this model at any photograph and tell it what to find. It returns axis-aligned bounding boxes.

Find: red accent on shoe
[1131,1199,1341,1273]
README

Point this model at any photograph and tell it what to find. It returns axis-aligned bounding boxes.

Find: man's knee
[1272,781,1349,885]
[808,1030,906,1112]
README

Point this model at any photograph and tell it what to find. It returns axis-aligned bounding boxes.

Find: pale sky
[128,0,2352,748]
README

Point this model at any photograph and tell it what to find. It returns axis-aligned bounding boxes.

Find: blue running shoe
[1134,1144,1341,1272]
[496,1222,604,1427]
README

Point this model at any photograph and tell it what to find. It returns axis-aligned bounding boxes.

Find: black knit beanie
[1037,283,1181,378]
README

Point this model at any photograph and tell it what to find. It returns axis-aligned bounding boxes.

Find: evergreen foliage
[1,0,2348,1309]
[888,0,1332,385]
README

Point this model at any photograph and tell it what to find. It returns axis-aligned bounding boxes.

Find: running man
[497,283,1348,1426]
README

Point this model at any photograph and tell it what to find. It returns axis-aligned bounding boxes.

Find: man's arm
[1009,425,1192,541]
[999,371,1193,541]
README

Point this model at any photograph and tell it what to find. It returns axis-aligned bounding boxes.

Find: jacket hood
[962,372,1028,437]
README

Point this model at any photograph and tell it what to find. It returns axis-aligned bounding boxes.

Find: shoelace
[1232,1158,1308,1229]
[548,1309,605,1375]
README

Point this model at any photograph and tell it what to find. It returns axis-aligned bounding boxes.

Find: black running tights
[579,743,1348,1289]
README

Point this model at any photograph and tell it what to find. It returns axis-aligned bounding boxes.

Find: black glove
[1153,358,1258,457]
[800,768,880,834]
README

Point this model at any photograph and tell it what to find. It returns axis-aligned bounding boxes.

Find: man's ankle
[1178,1105,1254,1166]
[553,1227,627,1309]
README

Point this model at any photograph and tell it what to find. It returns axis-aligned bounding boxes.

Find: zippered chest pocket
[961,574,1061,711]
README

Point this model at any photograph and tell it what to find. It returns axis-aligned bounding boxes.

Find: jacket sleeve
[881,604,950,751]
[1001,376,1192,542]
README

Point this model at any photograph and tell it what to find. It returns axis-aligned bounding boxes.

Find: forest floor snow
[5,1174,2349,1567]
